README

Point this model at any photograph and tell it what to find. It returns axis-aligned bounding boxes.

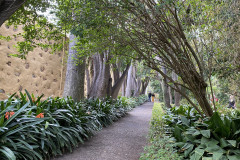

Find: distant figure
[210,94,219,103]
[228,95,236,109]
[151,93,155,102]
[148,92,152,102]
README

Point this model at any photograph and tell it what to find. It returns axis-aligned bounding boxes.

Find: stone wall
[0,24,67,100]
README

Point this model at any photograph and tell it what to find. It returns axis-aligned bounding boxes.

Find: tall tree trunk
[194,86,213,117]
[125,65,133,97]
[131,66,136,95]
[162,67,171,108]
[0,0,25,26]
[63,34,85,101]
[107,78,112,97]
[140,79,149,95]
[122,79,126,96]
[111,64,130,99]
[172,72,181,106]
[112,63,119,85]
[134,77,141,97]
[169,87,172,104]
[88,52,111,98]
[85,65,91,97]
[174,87,181,106]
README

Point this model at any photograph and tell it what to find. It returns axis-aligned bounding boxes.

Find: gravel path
[53,102,153,160]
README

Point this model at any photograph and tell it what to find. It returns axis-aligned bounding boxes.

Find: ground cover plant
[163,105,240,160]
[140,102,182,160]
[0,90,147,160]
[141,102,240,160]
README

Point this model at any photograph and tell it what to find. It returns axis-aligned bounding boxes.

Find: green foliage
[140,137,183,160]
[163,105,240,160]
[150,80,164,102]
[6,0,64,59]
[215,102,239,115]
[140,103,183,160]
[0,90,146,159]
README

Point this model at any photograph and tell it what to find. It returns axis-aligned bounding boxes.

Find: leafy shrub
[122,95,148,108]
[215,102,239,115]
[140,103,182,160]
[0,90,146,160]
[163,105,240,160]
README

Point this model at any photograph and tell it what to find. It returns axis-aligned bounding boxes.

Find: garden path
[53,102,153,160]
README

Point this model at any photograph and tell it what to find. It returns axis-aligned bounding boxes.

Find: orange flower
[36,113,44,118]
[5,111,15,120]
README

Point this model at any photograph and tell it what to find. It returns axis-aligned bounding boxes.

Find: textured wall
[0,24,67,100]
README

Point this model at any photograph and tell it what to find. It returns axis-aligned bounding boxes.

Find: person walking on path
[148,92,152,102]
[151,93,155,102]
[228,95,236,109]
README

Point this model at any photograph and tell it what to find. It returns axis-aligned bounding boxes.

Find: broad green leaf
[205,145,222,153]
[206,138,219,147]
[220,138,229,148]
[227,155,240,160]
[193,130,201,136]
[202,157,213,160]
[200,130,211,138]
[190,148,204,160]
[181,116,189,126]
[234,129,240,136]
[227,140,236,147]
[213,152,223,160]
[201,137,209,144]
[173,126,183,142]
[230,149,240,155]
[184,144,194,157]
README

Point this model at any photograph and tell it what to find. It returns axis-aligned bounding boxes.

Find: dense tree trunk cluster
[63,33,148,101]
[100,0,213,117]
[124,64,149,98]
[87,52,111,98]
[85,52,132,99]
[84,57,149,99]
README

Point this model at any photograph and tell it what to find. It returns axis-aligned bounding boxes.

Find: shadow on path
[53,102,153,160]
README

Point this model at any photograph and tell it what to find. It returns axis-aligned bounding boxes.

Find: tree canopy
[1,0,239,117]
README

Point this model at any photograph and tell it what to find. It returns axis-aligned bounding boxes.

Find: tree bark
[99,1,214,117]
[172,72,181,106]
[88,54,130,99]
[88,52,111,98]
[162,67,171,108]
[85,65,91,97]
[112,63,120,85]
[134,77,142,97]
[111,64,130,99]
[169,86,172,104]
[140,79,149,95]
[174,88,181,106]
[107,78,112,97]
[63,34,85,101]
[125,65,133,97]
[0,0,25,26]
[122,78,126,96]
